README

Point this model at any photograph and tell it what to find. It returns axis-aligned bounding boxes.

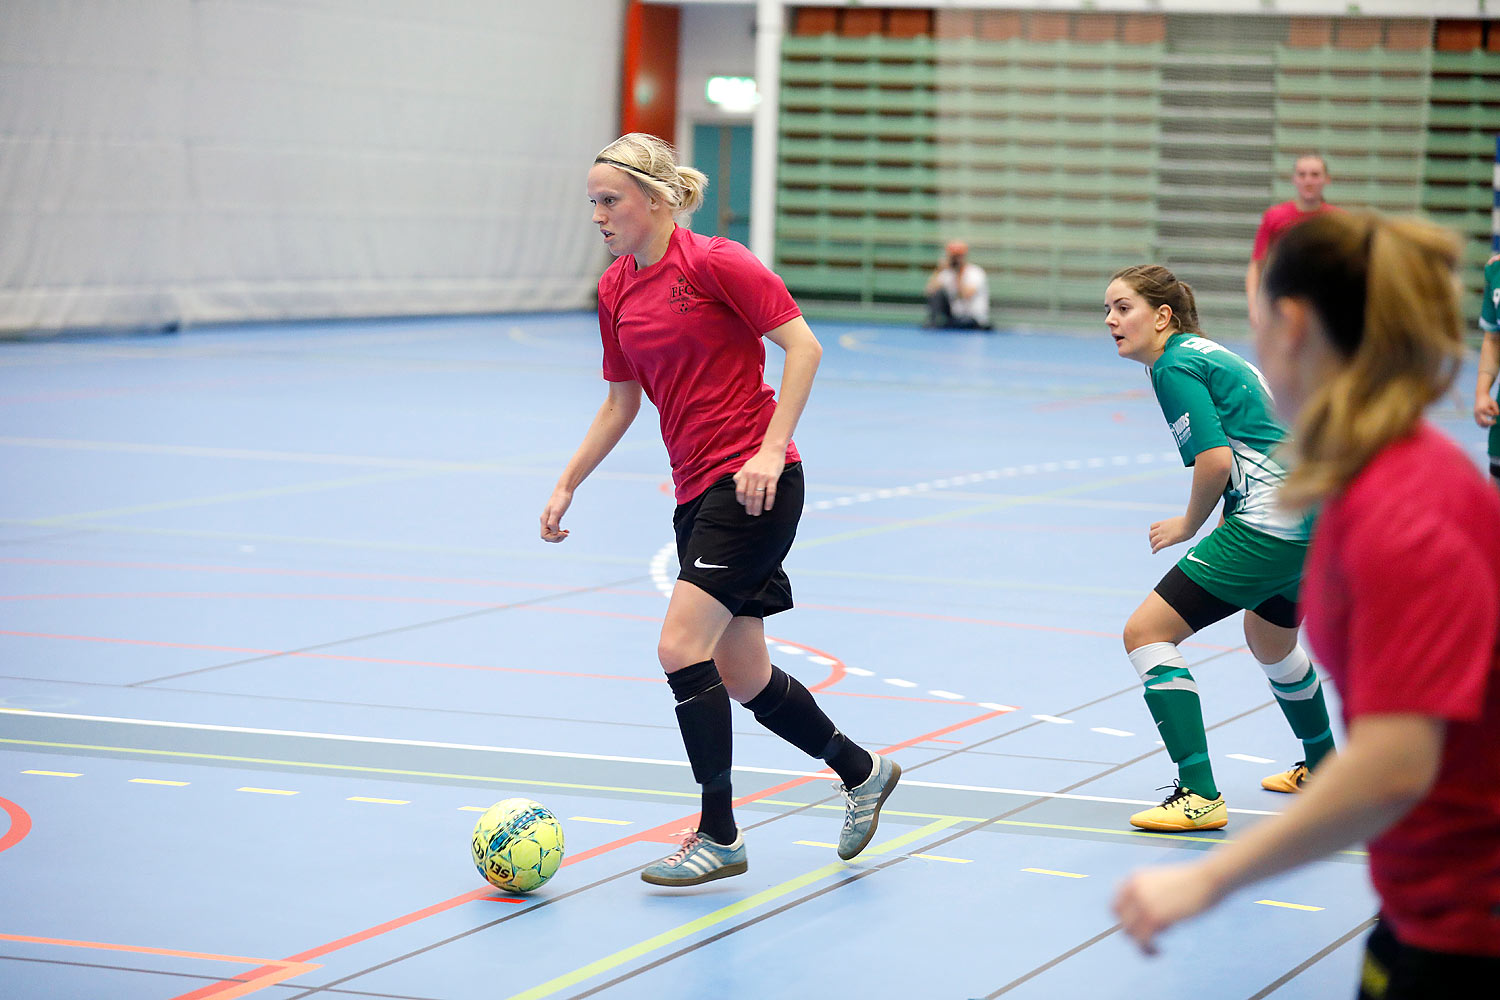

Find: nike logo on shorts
[693,557,728,570]
[1185,552,1211,568]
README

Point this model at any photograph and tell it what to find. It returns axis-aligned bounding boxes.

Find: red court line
[0,798,31,854]
[0,934,319,1000]
[164,706,1013,1000]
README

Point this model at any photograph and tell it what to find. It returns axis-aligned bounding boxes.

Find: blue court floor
[0,311,1487,1000]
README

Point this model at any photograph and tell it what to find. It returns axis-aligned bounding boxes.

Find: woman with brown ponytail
[1114,211,1500,998]
[1105,265,1333,833]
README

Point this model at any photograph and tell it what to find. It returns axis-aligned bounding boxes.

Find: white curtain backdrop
[0,0,623,333]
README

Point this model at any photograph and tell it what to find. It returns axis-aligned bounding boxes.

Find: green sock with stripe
[1130,642,1219,800]
[1261,646,1335,769]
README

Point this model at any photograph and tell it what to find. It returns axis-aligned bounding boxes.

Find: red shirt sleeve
[695,238,802,335]
[1341,504,1498,723]
[1251,207,1277,262]
[597,265,634,383]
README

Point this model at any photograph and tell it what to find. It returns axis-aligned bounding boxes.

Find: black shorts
[673,462,803,619]
[1154,564,1301,631]
[1358,918,1500,999]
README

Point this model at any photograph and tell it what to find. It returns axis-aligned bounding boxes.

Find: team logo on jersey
[1171,412,1192,446]
[668,275,700,314]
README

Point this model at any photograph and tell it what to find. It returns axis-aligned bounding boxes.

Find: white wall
[673,2,757,171]
[0,0,624,333]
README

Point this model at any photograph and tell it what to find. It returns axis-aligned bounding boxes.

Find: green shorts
[1489,419,1499,460]
[1176,517,1307,612]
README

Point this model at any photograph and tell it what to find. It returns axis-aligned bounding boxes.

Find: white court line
[802,451,1179,512]
[1228,753,1276,764]
[0,709,1282,815]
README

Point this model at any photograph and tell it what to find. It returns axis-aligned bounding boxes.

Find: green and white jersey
[1481,256,1500,334]
[1149,332,1309,542]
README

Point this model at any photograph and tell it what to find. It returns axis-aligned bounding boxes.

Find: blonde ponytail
[594,133,707,218]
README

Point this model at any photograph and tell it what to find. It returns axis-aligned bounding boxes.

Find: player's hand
[1475,394,1499,428]
[1113,863,1224,956]
[1148,517,1194,553]
[734,450,784,517]
[540,488,573,542]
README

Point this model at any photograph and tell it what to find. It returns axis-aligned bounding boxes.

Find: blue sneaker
[837,752,901,860]
[640,830,748,886]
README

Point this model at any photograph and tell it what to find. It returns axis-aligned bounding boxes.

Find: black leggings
[1358,918,1500,999]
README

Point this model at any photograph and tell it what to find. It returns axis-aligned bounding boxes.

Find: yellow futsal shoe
[1129,782,1227,832]
[1261,761,1311,794]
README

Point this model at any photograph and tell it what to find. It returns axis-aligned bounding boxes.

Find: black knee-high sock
[744,666,873,788]
[667,659,736,845]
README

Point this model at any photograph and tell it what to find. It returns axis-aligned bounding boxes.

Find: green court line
[800,468,1177,549]
[503,818,958,1000]
[0,738,699,800]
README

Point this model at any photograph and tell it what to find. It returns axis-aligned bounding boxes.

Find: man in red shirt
[1244,154,1335,328]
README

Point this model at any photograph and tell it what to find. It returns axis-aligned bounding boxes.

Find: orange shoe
[1129,782,1227,832]
[1261,761,1311,794]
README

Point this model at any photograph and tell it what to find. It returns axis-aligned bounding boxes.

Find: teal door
[691,123,753,245]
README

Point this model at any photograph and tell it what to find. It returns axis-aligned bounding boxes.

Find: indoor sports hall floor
[1,311,1486,1000]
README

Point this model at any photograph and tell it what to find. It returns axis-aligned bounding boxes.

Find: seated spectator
[924,241,992,330]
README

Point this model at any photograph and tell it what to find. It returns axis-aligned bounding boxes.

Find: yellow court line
[794,840,839,849]
[1256,899,1324,912]
[503,818,958,1000]
[2,738,1368,860]
[239,787,298,796]
[348,796,408,805]
[568,816,632,826]
[22,769,82,777]
[1023,868,1088,879]
[129,778,188,786]
[990,816,1370,858]
[913,854,972,864]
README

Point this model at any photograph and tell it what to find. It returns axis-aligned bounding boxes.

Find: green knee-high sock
[1261,646,1335,769]
[1130,642,1218,799]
